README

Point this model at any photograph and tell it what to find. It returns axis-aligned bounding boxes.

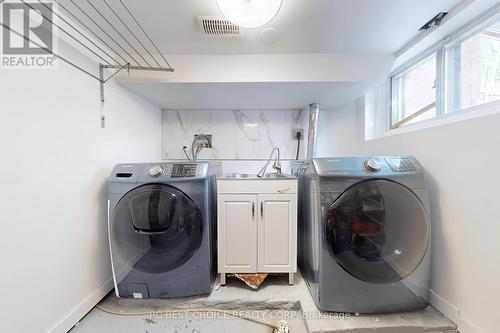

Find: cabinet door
[218,195,258,273]
[258,194,297,272]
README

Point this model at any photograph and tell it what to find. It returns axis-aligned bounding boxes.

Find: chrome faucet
[257,147,281,178]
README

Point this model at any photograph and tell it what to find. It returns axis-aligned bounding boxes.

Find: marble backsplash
[161,109,310,161]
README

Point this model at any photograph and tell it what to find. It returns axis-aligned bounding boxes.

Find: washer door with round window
[325,179,429,284]
[111,184,203,277]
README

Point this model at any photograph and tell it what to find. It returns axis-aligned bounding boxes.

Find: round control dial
[364,160,381,172]
[148,165,164,178]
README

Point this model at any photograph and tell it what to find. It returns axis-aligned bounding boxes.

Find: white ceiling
[58,0,463,57]
[55,0,465,109]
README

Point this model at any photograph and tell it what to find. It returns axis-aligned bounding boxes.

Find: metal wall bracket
[99,63,173,103]
[99,64,105,103]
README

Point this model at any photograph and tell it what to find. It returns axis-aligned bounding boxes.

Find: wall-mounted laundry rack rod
[0,0,174,102]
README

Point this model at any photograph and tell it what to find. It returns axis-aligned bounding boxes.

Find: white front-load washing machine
[297,156,431,313]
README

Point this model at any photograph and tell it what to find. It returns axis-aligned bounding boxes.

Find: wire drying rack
[0,0,174,102]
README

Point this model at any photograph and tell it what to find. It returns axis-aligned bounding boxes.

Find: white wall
[317,98,500,333]
[0,42,161,332]
[116,53,395,110]
[316,101,365,157]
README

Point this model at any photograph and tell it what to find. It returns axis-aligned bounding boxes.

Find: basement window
[390,54,437,128]
[445,20,500,113]
[386,5,500,133]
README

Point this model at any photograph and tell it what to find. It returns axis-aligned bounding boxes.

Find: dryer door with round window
[111,184,203,277]
[325,179,429,284]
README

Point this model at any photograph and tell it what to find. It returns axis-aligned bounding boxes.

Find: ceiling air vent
[197,16,241,37]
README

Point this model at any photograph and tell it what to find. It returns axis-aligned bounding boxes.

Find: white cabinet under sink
[217,175,298,285]
[218,194,258,273]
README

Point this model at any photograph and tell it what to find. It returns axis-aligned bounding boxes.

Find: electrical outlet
[291,129,304,140]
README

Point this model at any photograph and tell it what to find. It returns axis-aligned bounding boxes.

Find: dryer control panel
[313,155,422,177]
[171,164,197,178]
[385,157,417,172]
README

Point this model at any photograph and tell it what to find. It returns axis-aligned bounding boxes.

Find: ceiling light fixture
[216,0,283,28]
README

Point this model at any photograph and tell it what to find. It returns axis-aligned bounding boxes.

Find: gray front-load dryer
[108,162,221,298]
[297,156,431,313]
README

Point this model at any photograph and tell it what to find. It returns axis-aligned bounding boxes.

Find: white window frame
[386,4,500,135]
[389,49,440,129]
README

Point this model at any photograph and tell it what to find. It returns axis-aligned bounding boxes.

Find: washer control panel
[171,164,197,178]
[385,157,417,172]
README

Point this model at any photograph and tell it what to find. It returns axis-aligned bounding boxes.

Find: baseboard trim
[430,289,485,333]
[47,277,114,333]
